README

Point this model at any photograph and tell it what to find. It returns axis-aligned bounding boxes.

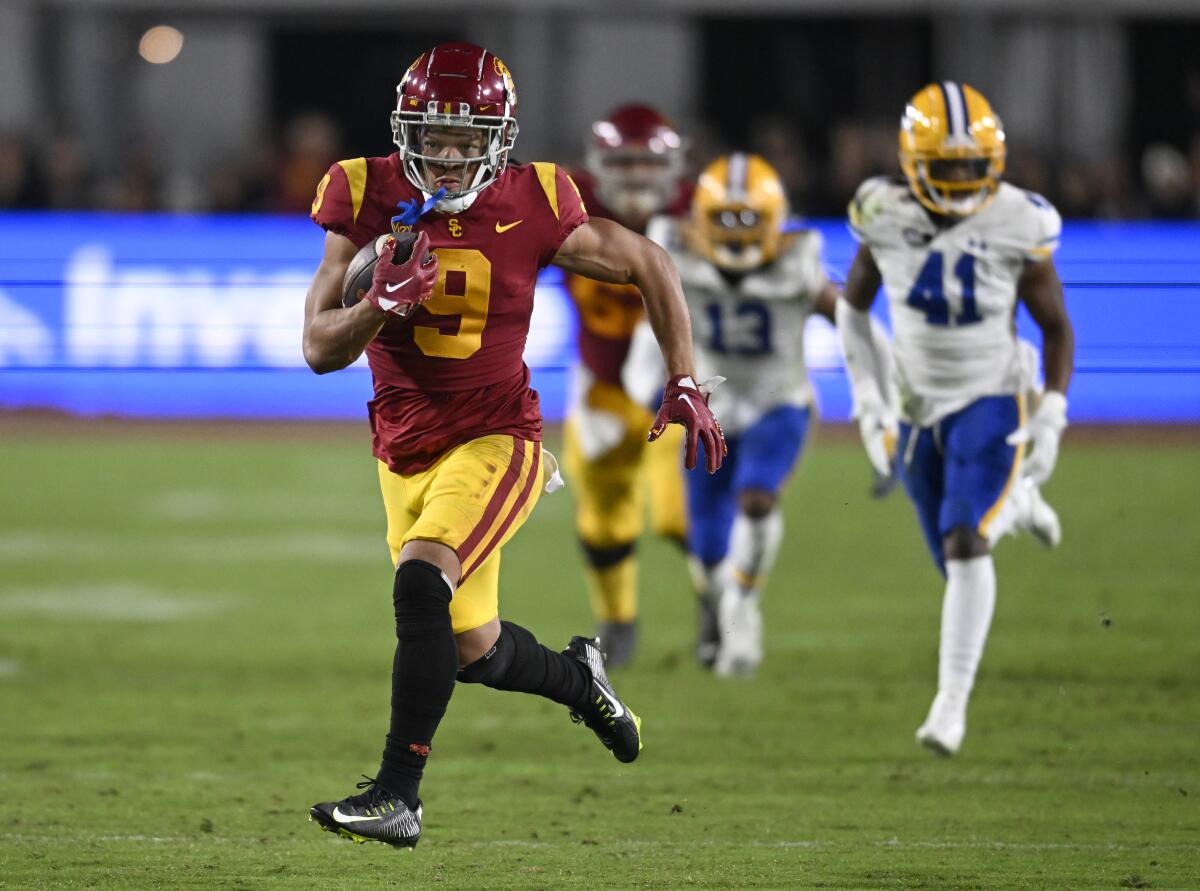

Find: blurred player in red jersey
[302,43,725,848]
[564,105,693,667]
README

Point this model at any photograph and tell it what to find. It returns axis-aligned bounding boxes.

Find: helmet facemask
[696,206,778,273]
[588,149,682,226]
[391,105,518,203]
[904,150,1005,217]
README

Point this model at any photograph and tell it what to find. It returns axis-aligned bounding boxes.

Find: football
[341,231,419,308]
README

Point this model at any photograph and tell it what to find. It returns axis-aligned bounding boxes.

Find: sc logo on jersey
[448,219,463,238]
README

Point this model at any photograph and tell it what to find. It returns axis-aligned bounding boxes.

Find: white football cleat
[987,477,1062,549]
[915,691,967,757]
[1020,480,1061,549]
[714,591,763,678]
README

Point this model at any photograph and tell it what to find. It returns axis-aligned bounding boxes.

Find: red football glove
[648,374,728,474]
[365,231,439,317]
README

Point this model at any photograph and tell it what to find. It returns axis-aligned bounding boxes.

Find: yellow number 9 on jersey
[413,248,492,359]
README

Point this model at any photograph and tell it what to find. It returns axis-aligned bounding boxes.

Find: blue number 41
[905,252,982,326]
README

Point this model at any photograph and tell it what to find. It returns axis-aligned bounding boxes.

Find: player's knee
[579,539,635,570]
[457,621,518,687]
[738,488,777,519]
[941,526,989,562]
[392,559,454,639]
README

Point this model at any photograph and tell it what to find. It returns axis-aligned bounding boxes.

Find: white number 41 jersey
[849,177,1061,426]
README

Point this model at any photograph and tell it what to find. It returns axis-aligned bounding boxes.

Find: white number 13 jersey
[647,216,828,434]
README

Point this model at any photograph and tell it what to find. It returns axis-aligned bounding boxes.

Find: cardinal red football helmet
[586,104,685,224]
[391,42,519,201]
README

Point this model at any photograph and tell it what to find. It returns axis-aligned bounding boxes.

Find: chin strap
[392,187,448,228]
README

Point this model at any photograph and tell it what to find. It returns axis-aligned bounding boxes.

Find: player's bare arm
[301,231,386,374]
[1018,257,1075,395]
[1008,255,1075,486]
[553,217,696,379]
[555,217,725,472]
[841,242,883,311]
[812,279,841,323]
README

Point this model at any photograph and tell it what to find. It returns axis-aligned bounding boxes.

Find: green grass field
[1,420,1197,889]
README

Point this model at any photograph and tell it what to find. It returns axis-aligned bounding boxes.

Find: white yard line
[0,531,383,565]
[0,583,229,622]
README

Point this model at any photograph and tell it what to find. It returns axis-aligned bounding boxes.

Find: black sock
[457,620,590,708]
[376,560,457,810]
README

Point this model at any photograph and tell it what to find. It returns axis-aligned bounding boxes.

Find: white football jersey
[849,177,1061,426]
[647,216,828,434]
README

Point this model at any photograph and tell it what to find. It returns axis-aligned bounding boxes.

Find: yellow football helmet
[899,81,1006,217]
[689,153,788,272]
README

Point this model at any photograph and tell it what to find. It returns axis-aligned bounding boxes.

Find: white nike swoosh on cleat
[385,277,414,293]
[596,685,626,719]
[331,807,383,824]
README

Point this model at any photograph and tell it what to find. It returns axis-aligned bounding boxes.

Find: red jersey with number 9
[311,154,587,473]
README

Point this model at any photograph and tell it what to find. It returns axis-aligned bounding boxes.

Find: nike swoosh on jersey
[385,277,415,293]
[495,219,524,233]
[331,807,383,824]
[596,685,626,719]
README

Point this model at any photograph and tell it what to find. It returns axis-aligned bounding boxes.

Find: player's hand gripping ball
[341,230,438,318]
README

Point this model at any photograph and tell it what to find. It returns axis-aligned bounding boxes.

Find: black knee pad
[392,559,453,640]
[580,539,635,570]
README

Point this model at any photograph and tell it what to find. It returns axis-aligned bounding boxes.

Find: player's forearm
[842,244,882,311]
[630,243,696,379]
[836,298,894,414]
[303,301,386,374]
[621,321,668,408]
[1039,318,1075,395]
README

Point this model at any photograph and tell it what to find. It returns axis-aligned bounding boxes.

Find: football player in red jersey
[564,105,693,668]
[302,43,725,848]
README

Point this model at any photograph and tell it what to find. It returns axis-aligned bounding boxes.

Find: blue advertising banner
[0,212,1197,422]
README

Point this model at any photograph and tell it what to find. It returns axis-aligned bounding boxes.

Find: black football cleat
[564,635,643,763]
[309,777,422,848]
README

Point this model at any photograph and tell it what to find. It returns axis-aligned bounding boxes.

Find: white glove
[857,403,899,480]
[1006,391,1067,486]
[836,299,899,480]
